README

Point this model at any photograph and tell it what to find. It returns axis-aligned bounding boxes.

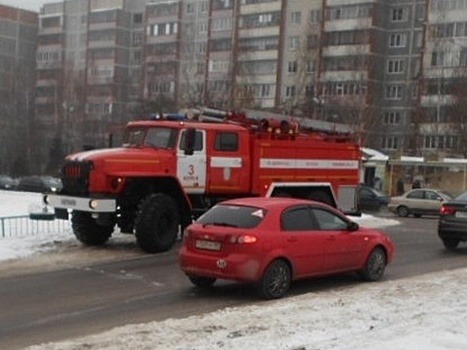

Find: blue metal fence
[0,215,71,238]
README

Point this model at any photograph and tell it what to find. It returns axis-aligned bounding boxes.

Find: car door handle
[287,237,298,243]
[327,236,336,241]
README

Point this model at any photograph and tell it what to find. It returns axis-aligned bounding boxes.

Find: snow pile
[29,267,467,350]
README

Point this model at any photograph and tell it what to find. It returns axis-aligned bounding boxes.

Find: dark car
[179,197,395,299]
[17,176,63,193]
[0,175,18,190]
[438,191,467,250]
[358,184,389,212]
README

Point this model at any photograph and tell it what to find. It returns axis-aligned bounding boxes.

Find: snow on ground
[1,191,466,350]
[0,190,74,261]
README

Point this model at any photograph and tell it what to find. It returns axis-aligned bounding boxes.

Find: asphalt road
[1,212,467,349]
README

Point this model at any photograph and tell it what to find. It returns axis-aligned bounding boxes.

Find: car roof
[218,197,326,210]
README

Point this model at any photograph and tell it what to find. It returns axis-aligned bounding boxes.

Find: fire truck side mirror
[184,128,196,156]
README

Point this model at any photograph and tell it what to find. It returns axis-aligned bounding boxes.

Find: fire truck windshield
[123,127,178,149]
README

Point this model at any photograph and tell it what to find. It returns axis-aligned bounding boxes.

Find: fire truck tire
[71,211,114,246]
[135,193,180,253]
[306,190,333,206]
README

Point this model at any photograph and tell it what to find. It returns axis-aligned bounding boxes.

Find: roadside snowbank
[29,267,467,350]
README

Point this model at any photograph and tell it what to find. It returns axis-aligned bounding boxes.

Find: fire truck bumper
[44,194,117,215]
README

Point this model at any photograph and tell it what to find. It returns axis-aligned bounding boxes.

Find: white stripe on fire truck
[260,159,359,169]
[210,157,242,168]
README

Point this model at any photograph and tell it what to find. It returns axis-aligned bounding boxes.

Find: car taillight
[230,234,258,244]
[440,205,456,216]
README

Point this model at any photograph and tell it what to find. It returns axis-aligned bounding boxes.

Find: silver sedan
[388,189,453,217]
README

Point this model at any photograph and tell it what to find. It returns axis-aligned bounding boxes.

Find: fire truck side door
[177,129,207,194]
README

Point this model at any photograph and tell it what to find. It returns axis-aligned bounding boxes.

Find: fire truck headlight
[89,199,99,210]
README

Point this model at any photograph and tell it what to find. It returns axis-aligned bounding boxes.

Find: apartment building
[31,0,467,171]
[34,0,146,173]
[0,5,37,174]
[420,0,467,158]
[375,1,426,155]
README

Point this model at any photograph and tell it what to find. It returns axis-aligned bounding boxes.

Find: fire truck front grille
[61,161,91,195]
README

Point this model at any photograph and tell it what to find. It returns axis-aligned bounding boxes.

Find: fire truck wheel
[306,190,333,206]
[135,193,180,253]
[71,211,114,246]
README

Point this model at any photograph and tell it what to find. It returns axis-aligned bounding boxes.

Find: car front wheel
[396,205,409,217]
[258,259,291,300]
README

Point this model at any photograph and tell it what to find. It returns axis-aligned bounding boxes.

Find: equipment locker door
[208,130,249,194]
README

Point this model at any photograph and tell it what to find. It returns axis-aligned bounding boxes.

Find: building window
[290,11,301,24]
[391,7,407,22]
[389,33,407,48]
[132,32,143,46]
[147,22,178,36]
[186,3,195,13]
[382,136,398,150]
[310,9,321,23]
[288,36,300,50]
[285,86,296,97]
[387,59,405,73]
[386,85,403,99]
[133,13,143,24]
[200,1,209,12]
[288,61,298,73]
[307,60,316,73]
[198,21,208,33]
[384,111,401,125]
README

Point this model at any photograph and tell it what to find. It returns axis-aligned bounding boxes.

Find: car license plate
[195,240,221,251]
[455,211,467,218]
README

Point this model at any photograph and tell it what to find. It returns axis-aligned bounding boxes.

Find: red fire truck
[44,108,361,253]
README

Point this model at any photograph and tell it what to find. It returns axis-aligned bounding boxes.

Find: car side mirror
[347,221,359,231]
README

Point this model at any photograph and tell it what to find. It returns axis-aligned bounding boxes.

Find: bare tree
[0,62,36,175]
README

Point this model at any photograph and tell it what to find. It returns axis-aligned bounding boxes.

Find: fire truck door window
[179,130,203,151]
[215,132,238,151]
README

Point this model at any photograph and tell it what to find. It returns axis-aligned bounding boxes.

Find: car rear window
[456,191,467,201]
[197,204,266,229]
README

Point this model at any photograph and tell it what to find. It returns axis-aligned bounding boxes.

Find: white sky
[0,0,51,12]
[1,190,466,350]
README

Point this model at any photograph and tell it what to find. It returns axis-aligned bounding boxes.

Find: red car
[179,197,395,299]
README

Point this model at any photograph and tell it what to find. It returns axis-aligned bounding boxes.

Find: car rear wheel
[396,205,409,217]
[188,275,217,288]
[442,238,460,250]
[258,259,291,300]
[359,247,387,282]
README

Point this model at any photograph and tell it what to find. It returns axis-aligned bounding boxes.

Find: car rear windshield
[197,204,266,229]
[455,191,467,201]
